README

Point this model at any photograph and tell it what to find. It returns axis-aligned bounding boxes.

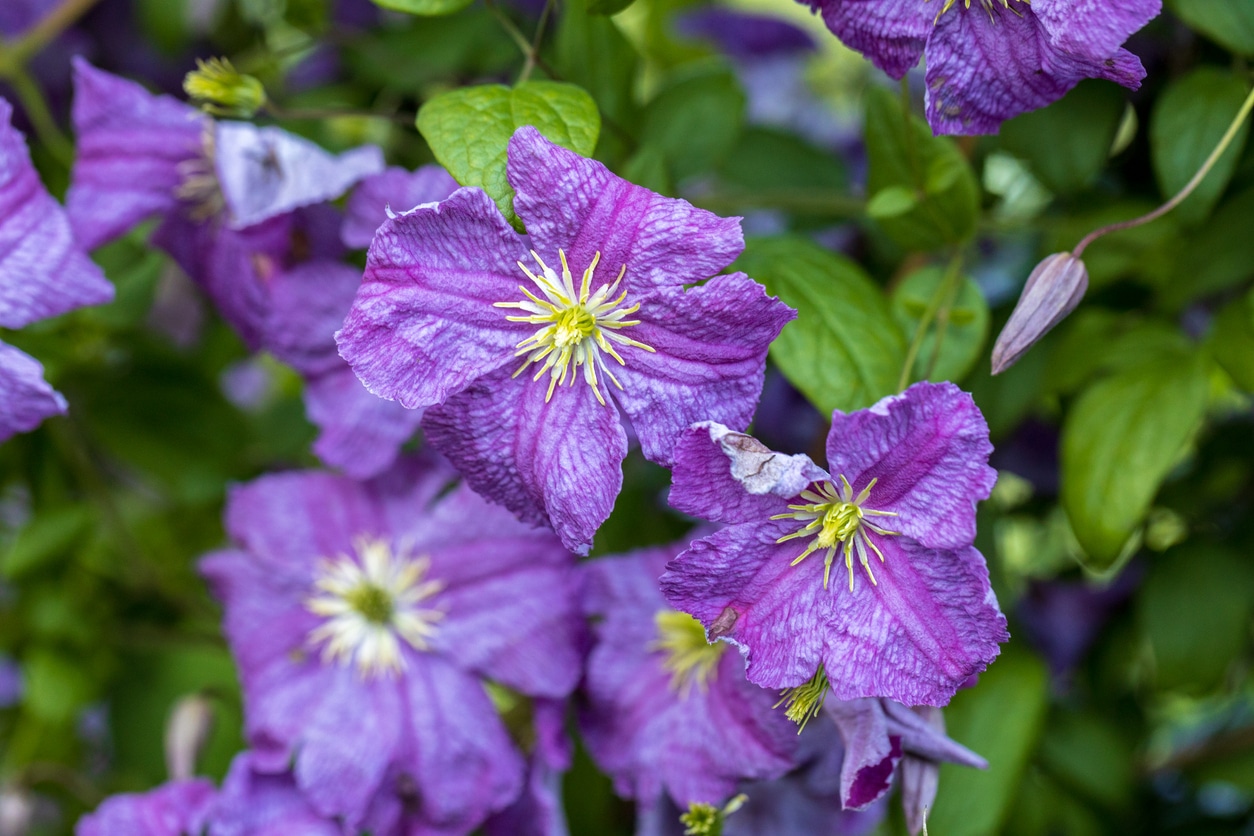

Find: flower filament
[495,249,654,405]
[175,125,225,220]
[775,665,829,731]
[772,475,900,591]
[931,0,1029,22]
[651,610,726,697]
[305,537,444,678]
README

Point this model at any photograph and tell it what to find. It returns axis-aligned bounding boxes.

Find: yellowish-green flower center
[305,537,444,678]
[494,249,655,405]
[771,476,901,591]
[651,610,726,697]
[174,125,224,220]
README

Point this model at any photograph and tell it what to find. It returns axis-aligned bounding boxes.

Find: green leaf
[23,648,96,725]
[1209,290,1254,391]
[1,506,96,580]
[588,0,635,15]
[999,80,1127,194]
[371,0,474,15]
[1037,710,1135,811]
[927,647,1049,836]
[416,82,601,227]
[640,63,745,184]
[1166,0,1254,55]
[1139,544,1254,692]
[864,85,979,251]
[1061,340,1210,567]
[736,236,905,414]
[1150,68,1251,226]
[891,265,989,383]
[718,127,847,194]
[1161,185,1254,309]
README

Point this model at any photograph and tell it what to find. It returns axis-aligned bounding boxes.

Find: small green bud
[184,58,267,117]
[679,794,747,836]
[774,665,829,731]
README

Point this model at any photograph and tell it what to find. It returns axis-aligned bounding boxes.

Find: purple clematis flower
[341,165,460,250]
[207,753,342,836]
[0,98,113,443]
[660,381,1008,707]
[580,539,798,812]
[803,0,1160,134]
[482,699,573,836]
[199,453,584,834]
[76,779,215,836]
[337,126,794,553]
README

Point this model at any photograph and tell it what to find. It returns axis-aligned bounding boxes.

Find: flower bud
[900,706,944,836]
[164,694,215,781]
[0,785,34,836]
[991,252,1088,375]
[183,58,266,118]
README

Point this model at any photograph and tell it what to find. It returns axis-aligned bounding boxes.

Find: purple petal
[336,188,532,410]
[803,0,931,78]
[507,126,744,295]
[67,59,206,251]
[264,260,363,376]
[341,164,460,249]
[423,366,628,555]
[611,274,794,465]
[923,7,1146,135]
[77,779,216,836]
[669,422,828,525]
[0,342,66,442]
[1032,0,1160,59]
[304,366,425,481]
[209,754,341,836]
[825,381,995,551]
[0,100,112,328]
[661,525,1008,705]
[214,121,383,229]
[825,699,904,810]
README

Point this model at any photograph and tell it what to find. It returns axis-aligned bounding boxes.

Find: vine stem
[896,250,963,392]
[1073,83,1254,257]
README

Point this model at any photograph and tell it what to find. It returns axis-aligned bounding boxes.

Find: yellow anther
[651,610,726,697]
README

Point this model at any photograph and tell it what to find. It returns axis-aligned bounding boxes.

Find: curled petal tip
[991,252,1088,375]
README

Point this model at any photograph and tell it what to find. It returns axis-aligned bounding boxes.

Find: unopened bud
[164,694,215,781]
[184,58,266,117]
[0,785,34,836]
[991,252,1088,375]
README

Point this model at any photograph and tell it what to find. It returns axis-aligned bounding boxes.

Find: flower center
[494,249,655,405]
[305,537,444,678]
[174,125,224,220]
[771,476,901,591]
[650,610,726,697]
[931,0,1030,22]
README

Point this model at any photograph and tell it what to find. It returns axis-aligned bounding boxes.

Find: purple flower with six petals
[660,381,1008,707]
[199,454,584,833]
[337,126,794,553]
[802,0,1160,134]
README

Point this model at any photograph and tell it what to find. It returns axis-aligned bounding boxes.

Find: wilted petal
[77,779,216,836]
[0,342,65,442]
[669,422,827,525]
[0,99,112,327]
[215,121,383,228]
[991,252,1088,374]
[423,366,628,554]
[802,0,931,79]
[923,8,1146,135]
[611,273,794,465]
[341,164,460,249]
[825,381,995,551]
[825,699,903,810]
[304,366,424,481]
[336,188,532,409]
[508,127,744,294]
[67,58,206,250]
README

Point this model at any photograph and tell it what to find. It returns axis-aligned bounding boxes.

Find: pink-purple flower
[199,454,584,833]
[0,98,113,443]
[75,779,215,836]
[802,0,1160,134]
[336,126,794,554]
[660,381,1008,707]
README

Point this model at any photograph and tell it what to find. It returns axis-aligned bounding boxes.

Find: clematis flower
[199,453,584,833]
[482,699,573,836]
[341,165,460,250]
[802,0,1160,134]
[76,779,215,836]
[580,539,798,814]
[207,753,342,836]
[337,126,794,553]
[0,98,113,443]
[660,381,1008,707]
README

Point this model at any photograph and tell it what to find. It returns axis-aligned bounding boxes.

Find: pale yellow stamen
[650,610,726,697]
[931,0,1030,23]
[771,476,900,591]
[305,537,444,678]
[494,249,654,405]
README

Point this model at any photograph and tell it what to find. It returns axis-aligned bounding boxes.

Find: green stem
[7,66,73,165]
[486,0,561,83]
[897,250,963,392]
[518,0,555,84]
[1073,83,1254,257]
